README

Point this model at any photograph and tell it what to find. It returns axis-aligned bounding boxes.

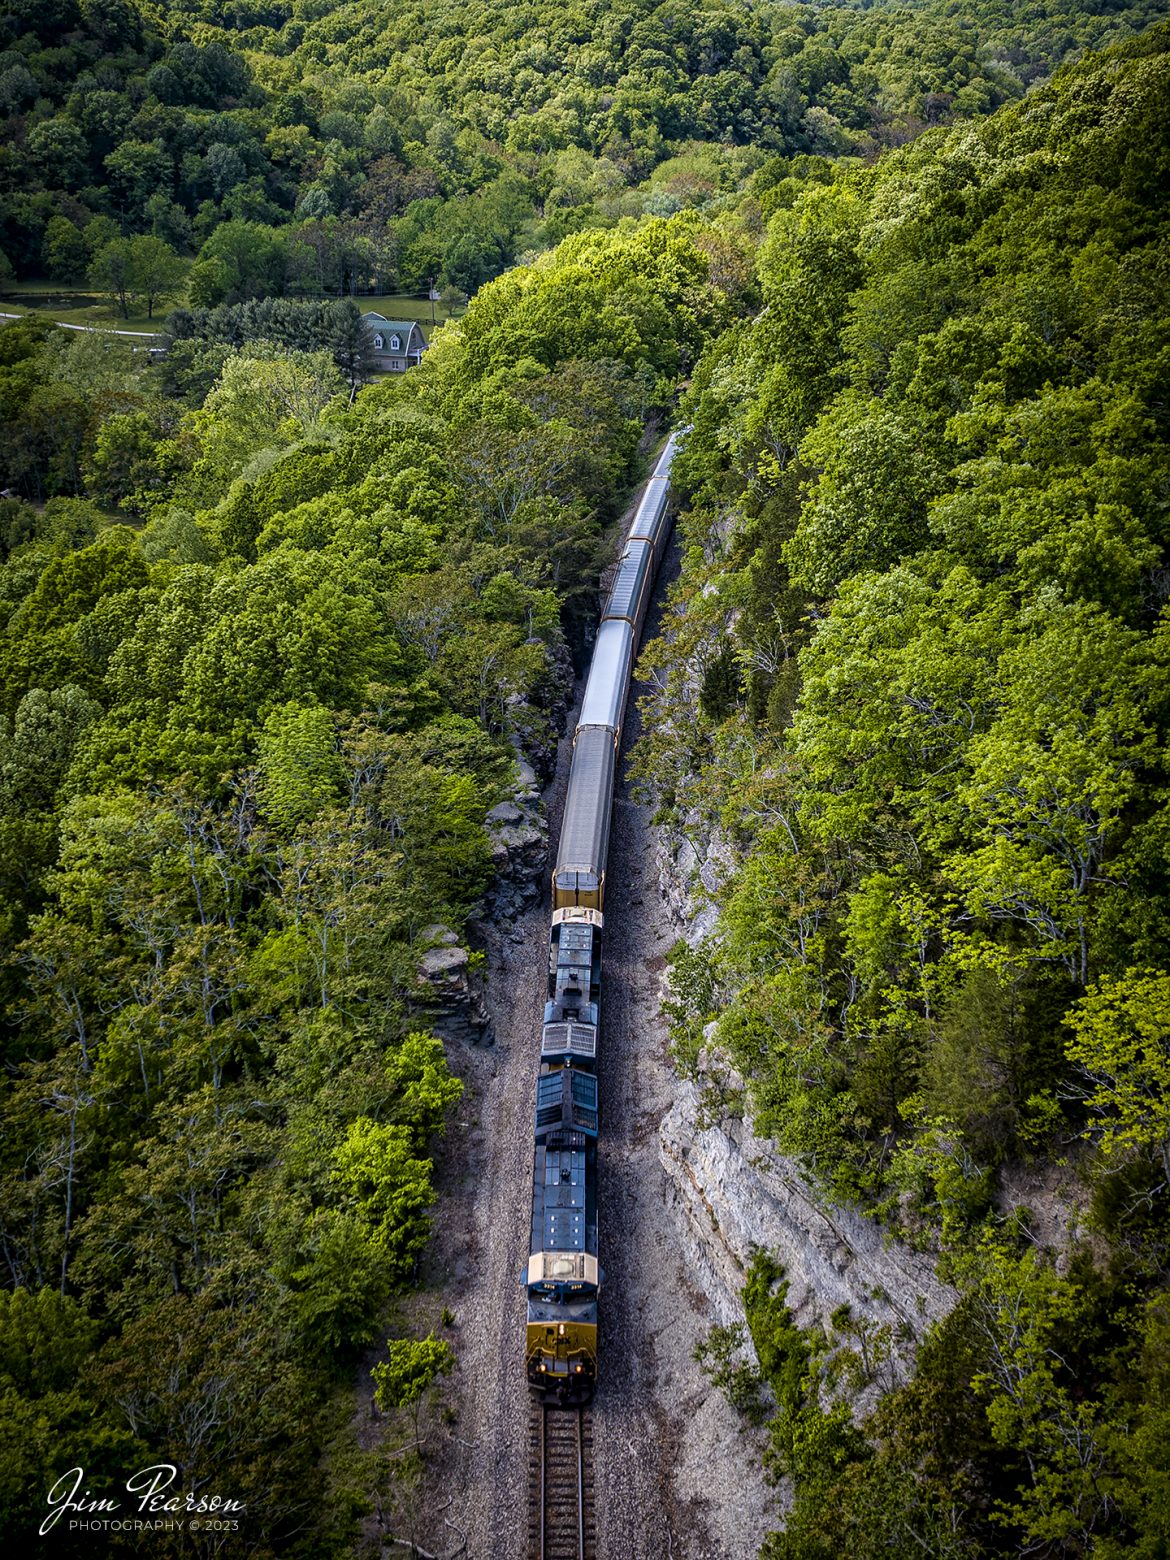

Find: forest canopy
[0,0,1163,298]
[2,0,1170,1555]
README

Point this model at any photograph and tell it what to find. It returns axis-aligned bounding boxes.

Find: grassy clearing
[0,285,161,332]
[0,284,467,340]
[356,294,466,339]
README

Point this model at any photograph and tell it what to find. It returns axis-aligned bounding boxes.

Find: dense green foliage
[4,0,1170,1551]
[0,0,1162,303]
[639,22,1170,1556]
[0,212,739,1552]
[706,1246,1170,1559]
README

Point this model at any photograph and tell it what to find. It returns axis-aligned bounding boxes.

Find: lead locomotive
[525,433,683,1402]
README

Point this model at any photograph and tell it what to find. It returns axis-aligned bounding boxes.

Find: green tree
[84,412,164,512]
[0,1288,142,1544]
[331,1117,436,1282]
[42,217,88,283]
[372,1333,454,1447]
[194,220,286,303]
[125,235,186,321]
[26,119,88,188]
[1066,969,1170,1187]
[384,1031,464,1145]
[103,138,172,220]
[193,346,345,481]
[257,701,343,829]
[88,238,134,320]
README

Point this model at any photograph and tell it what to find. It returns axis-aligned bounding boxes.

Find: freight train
[525,430,685,1402]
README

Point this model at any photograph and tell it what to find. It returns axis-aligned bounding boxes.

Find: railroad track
[528,1402,596,1560]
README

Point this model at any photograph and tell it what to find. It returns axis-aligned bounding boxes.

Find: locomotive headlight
[558,1323,565,1336]
[539,1362,547,1372]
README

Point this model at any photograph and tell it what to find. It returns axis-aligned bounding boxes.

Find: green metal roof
[364,314,420,335]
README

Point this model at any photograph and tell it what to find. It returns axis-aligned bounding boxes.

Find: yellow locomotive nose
[526,1321,597,1391]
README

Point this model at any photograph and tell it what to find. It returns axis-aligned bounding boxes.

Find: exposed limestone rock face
[652,815,958,1394]
[660,1077,957,1385]
[414,925,493,1045]
[656,811,735,946]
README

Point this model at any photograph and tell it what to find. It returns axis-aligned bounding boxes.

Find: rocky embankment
[654,816,957,1389]
[660,1076,956,1361]
[412,640,573,1044]
[482,760,547,926]
[413,925,493,1046]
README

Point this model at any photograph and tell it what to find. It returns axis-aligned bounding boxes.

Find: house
[364,313,427,373]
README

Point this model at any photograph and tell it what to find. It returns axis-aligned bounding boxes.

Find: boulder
[414,928,492,1046]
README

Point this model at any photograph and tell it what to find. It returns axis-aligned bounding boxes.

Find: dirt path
[397,546,776,1560]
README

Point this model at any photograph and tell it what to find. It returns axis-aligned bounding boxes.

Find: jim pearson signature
[41,1466,246,1535]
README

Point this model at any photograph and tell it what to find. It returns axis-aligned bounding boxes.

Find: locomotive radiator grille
[541,1022,598,1061]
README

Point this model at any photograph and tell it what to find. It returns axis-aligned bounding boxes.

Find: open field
[0,282,466,339]
[0,283,160,331]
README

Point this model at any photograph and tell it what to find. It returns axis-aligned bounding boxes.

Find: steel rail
[531,1403,593,1560]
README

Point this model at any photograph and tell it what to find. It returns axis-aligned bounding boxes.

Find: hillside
[0,216,745,1554]
[0,0,1163,298]
[0,2,1168,1557]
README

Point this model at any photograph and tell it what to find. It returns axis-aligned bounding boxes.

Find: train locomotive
[525,431,684,1402]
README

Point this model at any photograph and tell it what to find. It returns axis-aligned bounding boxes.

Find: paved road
[0,310,161,339]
